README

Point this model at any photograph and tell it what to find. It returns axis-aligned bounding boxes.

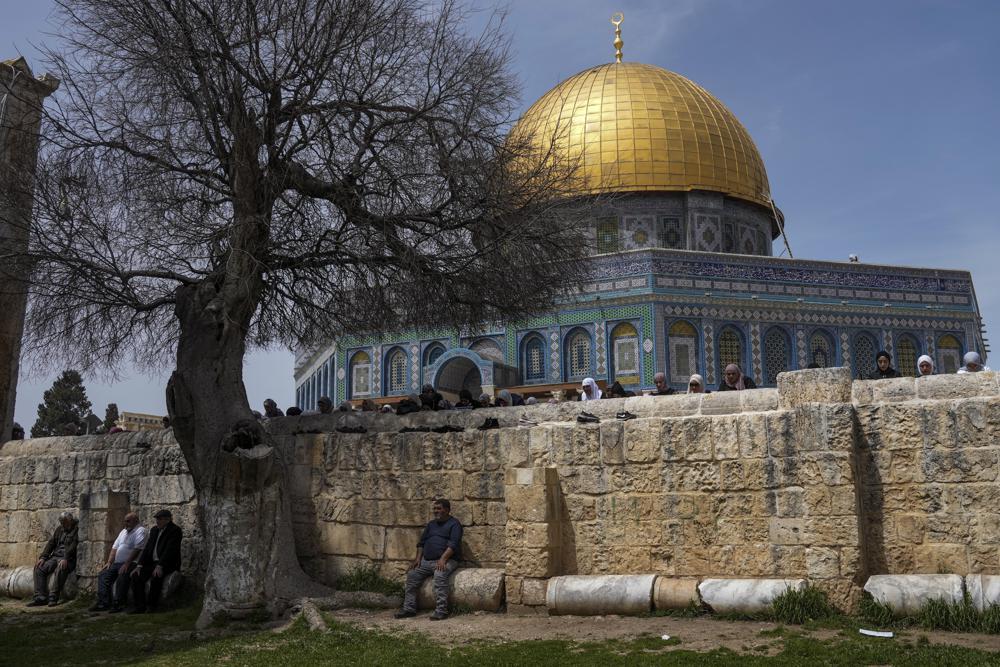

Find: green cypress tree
[103,403,120,432]
[30,370,94,438]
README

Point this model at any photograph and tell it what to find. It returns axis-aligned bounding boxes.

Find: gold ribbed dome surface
[513,62,771,206]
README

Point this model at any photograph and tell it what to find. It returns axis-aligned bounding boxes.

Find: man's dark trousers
[96,563,135,608]
[131,567,175,611]
[33,558,74,602]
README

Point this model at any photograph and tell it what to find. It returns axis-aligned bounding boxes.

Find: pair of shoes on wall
[615,411,637,421]
[432,425,463,433]
[476,418,500,430]
[518,415,539,428]
[577,411,600,423]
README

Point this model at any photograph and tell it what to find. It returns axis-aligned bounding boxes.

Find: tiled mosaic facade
[294,189,986,406]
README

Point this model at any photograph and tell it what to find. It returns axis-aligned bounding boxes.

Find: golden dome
[513,62,771,207]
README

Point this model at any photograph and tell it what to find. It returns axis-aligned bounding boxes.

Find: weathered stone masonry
[1,368,999,612]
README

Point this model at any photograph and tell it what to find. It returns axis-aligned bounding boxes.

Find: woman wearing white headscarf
[958,351,992,374]
[687,374,706,394]
[580,377,602,401]
[719,364,756,391]
[917,355,934,376]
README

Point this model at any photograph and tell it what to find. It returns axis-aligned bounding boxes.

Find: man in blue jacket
[395,499,463,621]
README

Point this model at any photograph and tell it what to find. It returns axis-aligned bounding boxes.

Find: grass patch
[860,593,897,628]
[336,563,404,597]
[770,585,836,625]
[918,597,1000,634]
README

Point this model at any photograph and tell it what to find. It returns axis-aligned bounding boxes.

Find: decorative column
[0,58,59,441]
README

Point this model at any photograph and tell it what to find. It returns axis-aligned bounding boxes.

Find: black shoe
[26,598,46,607]
[394,610,416,619]
[616,411,637,421]
[47,599,60,607]
[432,425,463,433]
[476,418,500,430]
[429,612,449,621]
[89,603,109,612]
[577,412,600,423]
[128,607,146,614]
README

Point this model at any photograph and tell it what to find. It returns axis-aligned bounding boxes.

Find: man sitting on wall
[27,511,79,607]
[129,509,183,613]
[651,372,676,395]
[90,512,146,613]
[395,499,463,621]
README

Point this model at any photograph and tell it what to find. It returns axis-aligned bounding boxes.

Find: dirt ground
[328,607,1000,655]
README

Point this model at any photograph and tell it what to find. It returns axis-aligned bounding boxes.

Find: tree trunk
[167,281,327,628]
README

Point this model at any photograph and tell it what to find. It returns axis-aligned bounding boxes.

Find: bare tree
[5,0,588,624]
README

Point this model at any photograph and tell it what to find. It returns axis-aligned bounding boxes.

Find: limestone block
[699,391,742,416]
[922,449,998,483]
[504,485,550,523]
[698,578,806,614]
[418,568,503,612]
[319,522,385,559]
[47,568,78,600]
[966,574,1000,612]
[769,518,806,545]
[916,372,998,400]
[863,574,963,615]
[740,389,779,413]
[385,527,424,560]
[506,547,556,578]
[624,419,661,463]
[712,416,740,460]
[138,475,195,505]
[913,544,969,574]
[805,547,840,579]
[520,577,548,606]
[777,367,852,409]
[652,577,700,610]
[463,471,505,500]
[737,413,769,458]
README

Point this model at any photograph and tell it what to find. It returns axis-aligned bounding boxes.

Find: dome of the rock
[512,62,771,208]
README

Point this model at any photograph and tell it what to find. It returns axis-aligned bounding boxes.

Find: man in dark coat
[129,509,182,613]
[27,512,79,606]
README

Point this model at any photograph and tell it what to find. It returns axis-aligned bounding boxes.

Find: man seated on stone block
[129,509,183,613]
[27,511,79,607]
[90,512,146,613]
[651,372,676,395]
[395,499,463,621]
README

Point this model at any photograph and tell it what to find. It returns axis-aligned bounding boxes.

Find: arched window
[937,334,963,374]
[668,320,698,384]
[896,334,919,377]
[610,322,640,385]
[565,329,592,380]
[809,330,834,368]
[470,338,504,363]
[349,351,371,398]
[763,328,791,385]
[717,327,744,375]
[385,348,407,394]
[423,343,446,367]
[522,334,546,383]
[852,332,878,379]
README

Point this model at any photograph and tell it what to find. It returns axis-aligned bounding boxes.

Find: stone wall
[0,429,201,590]
[3,368,1000,611]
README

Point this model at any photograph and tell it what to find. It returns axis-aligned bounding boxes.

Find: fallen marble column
[698,578,805,614]
[1,566,34,598]
[863,574,963,616]
[653,577,701,610]
[416,568,504,612]
[966,574,1000,612]
[546,574,657,616]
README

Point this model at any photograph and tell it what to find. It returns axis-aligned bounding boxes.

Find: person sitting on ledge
[263,398,284,419]
[477,393,493,408]
[395,499,463,621]
[11,422,24,439]
[419,384,444,411]
[870,351,899,379]
[719,364,756,391]
[286,406,303,416]
[130,509,182,614]
[917,355,935,377]
[90,512,146,613]
[360,399,378,412]
[580,377,602,401]
[454,390,475,410]
[958,351,991,374]
[607,381,632,398]
[495,389,524,407]
[651,372,676,395]
[317,396,334,414]
[27,511,79,607]
[687,374,707,394]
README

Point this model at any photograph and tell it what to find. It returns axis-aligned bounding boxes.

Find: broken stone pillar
[0,58,59,442]
[76,490,129,591]
[503,465,562,614]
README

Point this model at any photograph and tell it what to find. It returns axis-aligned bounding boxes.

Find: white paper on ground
[859,629,894,638]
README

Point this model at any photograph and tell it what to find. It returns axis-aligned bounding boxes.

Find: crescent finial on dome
[611,13,624,63]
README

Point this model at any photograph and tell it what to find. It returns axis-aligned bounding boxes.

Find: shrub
[770,585,836,625]
[336,564,404,597]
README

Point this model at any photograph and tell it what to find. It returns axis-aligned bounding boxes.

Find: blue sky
[5,0,999,428]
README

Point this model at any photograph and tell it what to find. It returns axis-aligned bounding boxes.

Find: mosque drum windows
[523,335,546,382]
[852,333,878,380]
[937,334,963,374]
[566,330,593,380]
[610,322,640,385]
[387,348,407,394]
[668,320,698,385]
[763,328,791,385]
[810,331,833,368]
[896,335,919,377]
[349,351,372,398]
[717,328,744,375]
